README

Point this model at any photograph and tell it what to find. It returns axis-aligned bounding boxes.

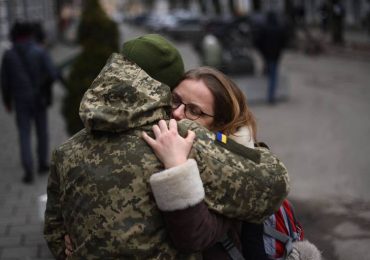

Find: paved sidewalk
[0,23,369,259]
[252,51,370,260]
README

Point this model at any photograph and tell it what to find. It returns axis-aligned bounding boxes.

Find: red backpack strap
[281,200,304,241]
[263,200,305,258]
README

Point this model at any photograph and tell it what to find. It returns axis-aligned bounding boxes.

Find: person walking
[255,11,288,104]
[330,0,346,44]
[1,21,57,184]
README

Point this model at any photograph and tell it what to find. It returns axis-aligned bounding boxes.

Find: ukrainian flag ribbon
[216,132,227,144]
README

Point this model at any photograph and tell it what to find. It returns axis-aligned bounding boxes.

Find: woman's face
[171,79,215,129]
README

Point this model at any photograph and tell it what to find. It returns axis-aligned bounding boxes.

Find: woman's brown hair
[182,67,257,140]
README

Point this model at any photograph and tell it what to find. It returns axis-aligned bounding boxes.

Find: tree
[62,0,119,135]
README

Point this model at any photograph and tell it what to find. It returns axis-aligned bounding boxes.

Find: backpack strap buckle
[219,234,246,260]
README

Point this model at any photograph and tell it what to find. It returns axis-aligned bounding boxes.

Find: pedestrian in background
[319,1,330,33]
[254,11,288,104]
[0,21,57,184]
[330,0,346,44]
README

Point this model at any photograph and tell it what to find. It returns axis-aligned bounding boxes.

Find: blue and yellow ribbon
[216,132,227,144]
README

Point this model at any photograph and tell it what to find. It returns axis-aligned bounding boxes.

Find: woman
[143,66,256,167]
[142,67,320,260]
[142,66,262,259]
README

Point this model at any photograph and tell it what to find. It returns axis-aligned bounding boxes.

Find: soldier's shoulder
[177,120,262,163]
[177,119,214,139]
[214,134,262,164]
[56,129,89,152]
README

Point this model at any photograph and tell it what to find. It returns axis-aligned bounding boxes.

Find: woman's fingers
[65,248,73,256]
[158,120,169,132]
[168,119,178,133]
[142,131,156,147]
[186,130,196,144]
[64,234,73,256]
[65,234,72,248]
[152,125,161,139]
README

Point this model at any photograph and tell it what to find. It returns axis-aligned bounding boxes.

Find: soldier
[44,34,289,259]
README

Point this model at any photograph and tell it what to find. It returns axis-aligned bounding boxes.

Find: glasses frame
[171,95,215,120]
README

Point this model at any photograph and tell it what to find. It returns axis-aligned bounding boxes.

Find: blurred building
[0,0,57,57]
[117,0,369,28]
[259,0,369,28]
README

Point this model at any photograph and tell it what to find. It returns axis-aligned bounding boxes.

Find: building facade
[259,0,369,27]
[0,0,57,57]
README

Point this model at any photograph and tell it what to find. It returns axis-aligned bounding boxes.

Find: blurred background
[0,0,370,259]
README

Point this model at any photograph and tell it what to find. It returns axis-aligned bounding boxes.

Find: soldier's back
[54,128,199,259]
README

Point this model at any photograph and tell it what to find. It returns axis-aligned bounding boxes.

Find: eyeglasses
[171,94,214,120]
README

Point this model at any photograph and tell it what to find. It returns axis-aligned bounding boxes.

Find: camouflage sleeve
[178,119,290,223]
[43,149,66,259]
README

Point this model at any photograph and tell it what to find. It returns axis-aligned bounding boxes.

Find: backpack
[221,199,304,260]
[262,199,304,259]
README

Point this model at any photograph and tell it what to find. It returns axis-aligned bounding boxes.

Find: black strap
[241,222,269,260]
[220,234,246,260]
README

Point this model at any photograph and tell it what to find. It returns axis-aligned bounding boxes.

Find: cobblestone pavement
[0,24,369,259]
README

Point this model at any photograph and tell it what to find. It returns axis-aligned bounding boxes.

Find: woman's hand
[64,234,73,257]
[142,119,195,169]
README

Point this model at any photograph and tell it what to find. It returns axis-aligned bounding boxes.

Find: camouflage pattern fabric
[44,53,289,259]
[178,120,289,222]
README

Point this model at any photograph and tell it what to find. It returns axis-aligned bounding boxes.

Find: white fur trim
[149,159,205,211]
[229,126,254,148]
[287,240,322,260]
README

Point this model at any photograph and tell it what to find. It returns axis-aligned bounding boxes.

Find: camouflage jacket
[44,53,289,259]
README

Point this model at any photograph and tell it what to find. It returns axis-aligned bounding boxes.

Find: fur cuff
[287,240,322,260]
[150,159,205,211]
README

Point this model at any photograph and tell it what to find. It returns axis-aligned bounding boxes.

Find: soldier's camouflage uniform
[44,53,290,259]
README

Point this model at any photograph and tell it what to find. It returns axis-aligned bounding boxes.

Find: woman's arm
[149,160,240,254]
[179,119,290,222]
[143,119,238,252]
[162,201,235,253]
[144,119,289,223]
[143,119,240,253]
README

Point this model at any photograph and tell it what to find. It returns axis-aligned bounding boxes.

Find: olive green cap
[122,34,184,89]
